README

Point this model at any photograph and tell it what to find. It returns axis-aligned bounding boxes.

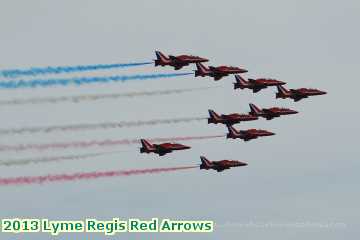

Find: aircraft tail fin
[276,85,290,98]
[140,139,155,153]
[208,109,221,123]
[226,124,239,138]
[155,50,170,66]
[200,156,212,169]
[195,62,209,77]
[234,75,248,89]
[249,103,263,116]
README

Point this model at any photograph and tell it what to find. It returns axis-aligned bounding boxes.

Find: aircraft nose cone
[292,110,299,114]
[240,162,248,166]
[268,132,276,136]
[320,90,327,95]
[202,58,209,62]
[240,68,248,73]
[183,145,191,149]
[278,81,286,85]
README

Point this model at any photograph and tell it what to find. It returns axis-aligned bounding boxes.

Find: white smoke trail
[0,151,123,167]
[0,117,206,135]
[0,87,215,106]
[0,135,225,152]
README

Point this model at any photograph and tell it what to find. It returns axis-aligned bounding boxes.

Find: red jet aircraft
[200,156,247,172]
[276,85,327,102]
[249,103,298,120]
[140,139,191,156]
[234,75,286,93]
[208,109,258,125]
[154,51,208,70]
[226,125,275,141]
[195,62,248,81]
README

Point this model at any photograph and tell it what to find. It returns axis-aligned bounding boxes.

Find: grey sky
[0,0,359,239]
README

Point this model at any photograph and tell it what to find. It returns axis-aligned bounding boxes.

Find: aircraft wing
[216,166,230,172]
[294,97,305,102]
[246,134,258,139]
[169,55,178,61]
[253,87,262,93]
[290,89,302,95]
[214,162,230,171]
[156,145,172,151]
[174,65,183,70]
[262,109,275,114]
[208,66,217,71]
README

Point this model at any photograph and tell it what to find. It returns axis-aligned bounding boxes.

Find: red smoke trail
[0,135,224,152]
[0,166,198,186]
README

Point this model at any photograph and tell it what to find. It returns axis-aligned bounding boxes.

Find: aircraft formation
[0,50,329,186]
[146,50,327,172]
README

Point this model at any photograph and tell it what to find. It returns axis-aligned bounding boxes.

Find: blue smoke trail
[0,73,193,89]
[0,62,153,78]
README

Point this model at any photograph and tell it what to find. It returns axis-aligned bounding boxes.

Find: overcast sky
[0,0,359,239]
